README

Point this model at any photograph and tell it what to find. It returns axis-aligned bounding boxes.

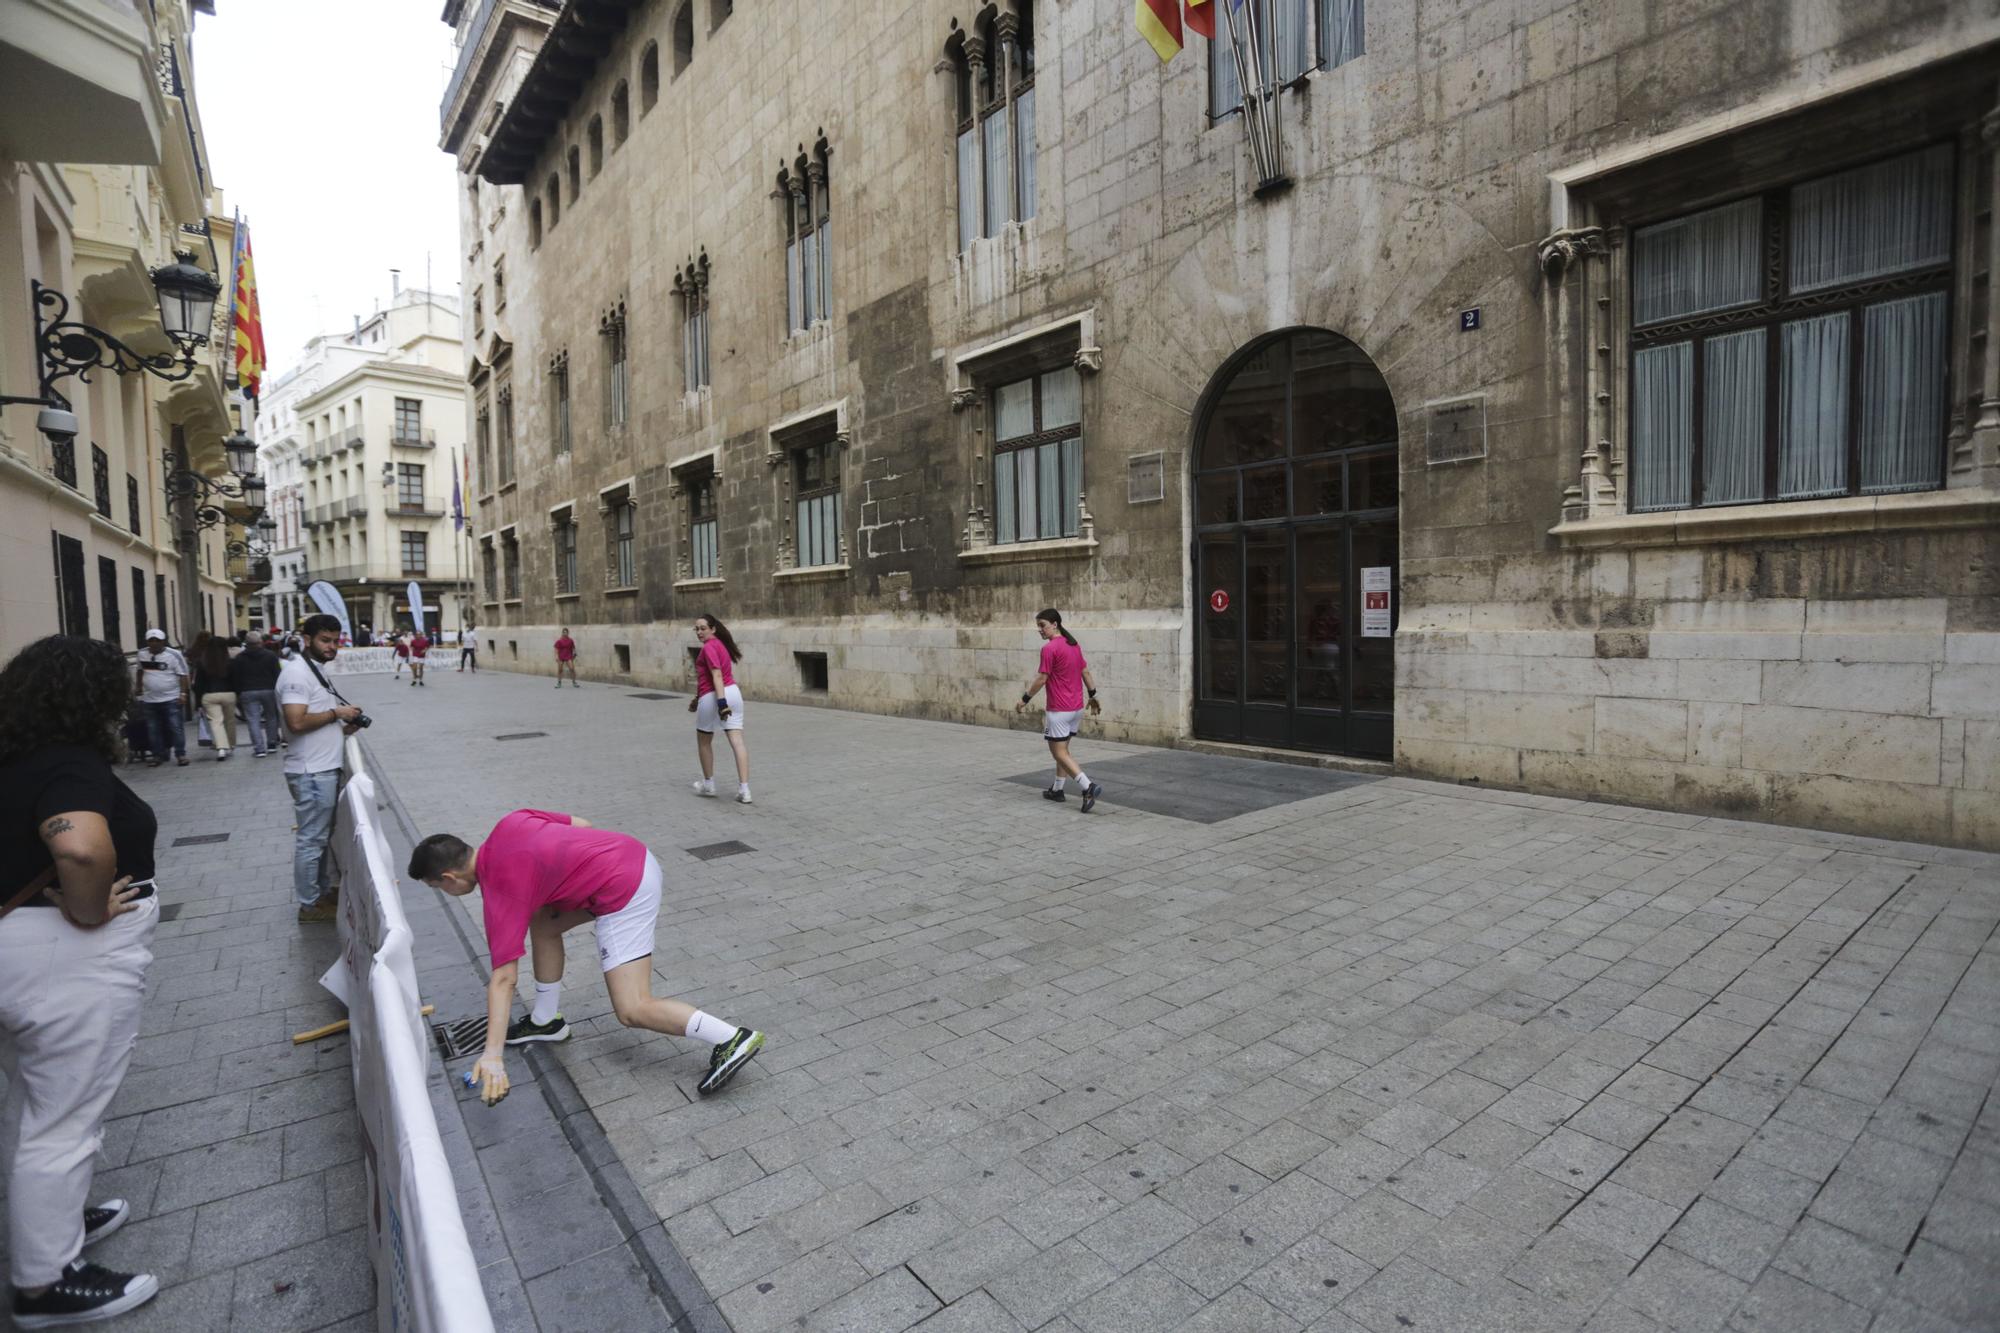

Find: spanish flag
[1138,0,1214,61]
[230,212,267,399]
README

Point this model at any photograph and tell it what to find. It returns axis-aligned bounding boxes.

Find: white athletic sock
[1050,772,1067,791]
[685,1010,740,1046]
[1075,771,1092,789]
[531,980,562,1024]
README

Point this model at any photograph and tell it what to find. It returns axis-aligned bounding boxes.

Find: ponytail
[698,613,743,663]
[1037,608,1078,648]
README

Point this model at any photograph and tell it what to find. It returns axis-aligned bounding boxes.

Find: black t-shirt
[229,646,282,693]
[1,745,157,908]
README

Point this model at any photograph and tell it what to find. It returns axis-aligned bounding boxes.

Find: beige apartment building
[0,0,248,660]
[271,288,471,637]
[440,0,2000,849]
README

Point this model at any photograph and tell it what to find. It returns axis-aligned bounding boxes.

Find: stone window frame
[950,308,1101,565]
[612,81,630,146]
[549,501,580,599]
[640,43,659,112]
[778,133,832,338]
[598,475,639,594]
[1541,54,2000,552]
[671,2,695,78]
[668,449,723,589]
[494,375,516,491]
[709,0,732,34]
[498,523,521,604]
[566,145,582,204]
[587,115,604,178]
[472,380,493,498]
[600,300,628,431]
[943,3,1037,255]
[766,402,851,581]
[674,252,712,396]
[479,534,498,606]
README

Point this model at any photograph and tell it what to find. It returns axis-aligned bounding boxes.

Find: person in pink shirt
[686,614,751,803]
[408,809,765,1105]
[408,631,429,687]
[391,632,408,679]
[553,628,579,688]
[1015,608,1105,812]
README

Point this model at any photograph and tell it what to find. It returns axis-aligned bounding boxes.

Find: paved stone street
[345,666,2000,1333]
[0,729,372,1331]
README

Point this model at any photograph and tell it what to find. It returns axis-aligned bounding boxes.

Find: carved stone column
[768,448,794,570]
[1957,105,2000,484]
[1540,225,1619,521]
[667,476,690,582]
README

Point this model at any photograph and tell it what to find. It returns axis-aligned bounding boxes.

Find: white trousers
[0,895,158,1285]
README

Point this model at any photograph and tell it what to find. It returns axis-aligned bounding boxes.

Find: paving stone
[799,1265,942,1333]
[1770,1216,1904,1310]
[1509,1226,1632,1312]
[908,1216,1037,1303]
[1662,1198,1787,1282]
[1066,1260,1206,1333]
[1244,1231,1378,1323]
[1077,1193,1199,1272]
[1318,1189,1442,1269]
[225,1226,372,1333]
[985,1235,1119,1328]
[524,1244,672,1332]
[1338,1256,1483,1333]
[1156,1153,1272,1223]
[1173,1283,1302,1333]
[1616,1246,1747,1332]
[185,1174,326,1275]
[1727,1268,1870,1333]
[1558,1183,1679,1261]
[845,1199,963,1275]
[1517,1127,1626,1193]
[1464,1164,1585,1235]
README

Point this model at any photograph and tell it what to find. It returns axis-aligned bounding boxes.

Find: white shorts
[594,852,663,972]
[695,685,744,733]
[1044,710,1082,740]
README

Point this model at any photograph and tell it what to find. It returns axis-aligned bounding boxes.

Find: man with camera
[278,615,367,923]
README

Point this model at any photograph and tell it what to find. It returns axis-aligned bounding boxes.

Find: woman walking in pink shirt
[1015,608,1104,812]
[687,614,751,803]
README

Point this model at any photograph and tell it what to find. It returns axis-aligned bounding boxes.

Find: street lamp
[0,249,223,434]
[164,425,265,532]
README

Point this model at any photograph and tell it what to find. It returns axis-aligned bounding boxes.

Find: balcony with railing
[394,495,447,518]
[344,495,368,517]
[336,426,365,454]
[392,427,438,449]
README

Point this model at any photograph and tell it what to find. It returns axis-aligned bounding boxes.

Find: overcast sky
[192,1,463,379]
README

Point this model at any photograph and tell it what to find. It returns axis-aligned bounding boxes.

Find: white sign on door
[1361,566,1393,638]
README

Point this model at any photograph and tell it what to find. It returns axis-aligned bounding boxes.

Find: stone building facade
[441,0,2000,849]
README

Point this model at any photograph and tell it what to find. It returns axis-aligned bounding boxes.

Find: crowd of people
[0,604,1106,1324]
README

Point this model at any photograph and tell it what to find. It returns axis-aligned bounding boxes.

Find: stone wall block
[1950,790,2000,849]
[1594,696,1689,762]
[1740,705,1942,787]
[1803,597,1949,632]
[1394,737,1524,788]
[1946,633,2000,666]
[1462,690,1593,753]
[1802,632,1949,664]
[1629,549,1703,602]
[1964,722,2000,793]
[1655,599,1807,632]
[1760,661,1933,716]
[1671,661,1762,703]
[1463,630,1596,658]
[1648,631,1802,661]
[1520,750,1678,807]
[1533,657,1679,700]
[1671,765,1772,820]
[1688,702,1743,768]
[1771,773,1954,845]
[1398,687,1467,742]
[1930,666,2000,721]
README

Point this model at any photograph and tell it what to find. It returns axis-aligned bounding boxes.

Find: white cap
[144,628,166,641]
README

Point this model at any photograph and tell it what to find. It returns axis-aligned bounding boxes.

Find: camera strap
[302,656,356,710]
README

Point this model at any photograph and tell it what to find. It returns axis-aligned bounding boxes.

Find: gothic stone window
[780,136,831,334]
[549,350,571,454]
[496,380,516,487]
[947,4,1036,253]
[474,395,492,492]
[481,536,497,603]
[793,434,843,568]
[552,505,578,596]
[602,484,637,590]
[672,3,694,76]
[683,464,718,579]
[601,305,628,429]
[992,366,1084,543]
[501,527,521,600]
[612,81,630,145]
[588,116,604,177]
[1627,144,1953,511]
[675,255,711,392]
[545,173,561,228]
[641,43,660,112]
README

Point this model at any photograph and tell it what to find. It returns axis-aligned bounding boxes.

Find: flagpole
[1220,0,1275,190]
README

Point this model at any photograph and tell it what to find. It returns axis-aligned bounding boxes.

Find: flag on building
[229,213,267,399]
[1185,0,1215,39]
[1136,0,1183,60]
[451,448,464,531]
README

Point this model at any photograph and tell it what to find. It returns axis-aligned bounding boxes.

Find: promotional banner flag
[408,582,426,636]
[306,580,351,642]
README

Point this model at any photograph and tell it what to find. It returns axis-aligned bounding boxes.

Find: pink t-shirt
[1039,637,1087,712]
[409,635,429,659]
[475,809,647,969]
[554,636,576,662]
[393,640,409,659]
[695,637,734,697]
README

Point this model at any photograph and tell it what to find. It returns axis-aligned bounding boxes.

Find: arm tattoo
[41,816,76,839]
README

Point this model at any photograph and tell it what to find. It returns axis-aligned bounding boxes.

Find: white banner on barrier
[325,772,494,1333]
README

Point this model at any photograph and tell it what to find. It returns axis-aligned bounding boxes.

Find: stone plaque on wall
[1425,394,1487,466]
[1127,451,1165,504]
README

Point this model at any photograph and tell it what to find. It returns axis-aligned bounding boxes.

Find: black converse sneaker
[504,1014,570,1045]
[12,1260,158,1328]
[698,1029,765,1095]
[81,1200,129,1247]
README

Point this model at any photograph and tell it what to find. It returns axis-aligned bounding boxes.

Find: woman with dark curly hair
[0,635,162,1327]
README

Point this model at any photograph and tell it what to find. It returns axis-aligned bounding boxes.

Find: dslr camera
[351,713,373,729]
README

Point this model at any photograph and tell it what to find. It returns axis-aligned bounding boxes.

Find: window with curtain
[1627,144,1953,512]
[685,468,718,578]
[793,437,842,568]
[781,139,831,334]
[1211,0,1333,119]
[948,6,1035,252]
[676,261,710,391]
[991,365,1083,544]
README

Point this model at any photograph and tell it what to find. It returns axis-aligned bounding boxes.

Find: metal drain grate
[158,903,182,922]
[686,840,754,861]
[493,732,549,741]
[432,1017,490,1059]
[172,833,230,847]
[627,692,680,700]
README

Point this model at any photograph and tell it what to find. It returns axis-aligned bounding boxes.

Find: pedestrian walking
[553,628,579,688]
[408,630,430,687]
[1015,608,1104,811]
[687,614,750,803]
[0,635,164,1327]
[408,810,766,1105]
[356,623,373,648]
[459,625,479,673]
[277,614,365,924]
[228,631,284,757]
[190,635,237,762]
[391,631,409,679]
[132,630,188,768]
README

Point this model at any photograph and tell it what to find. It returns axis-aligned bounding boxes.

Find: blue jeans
[285,770,340,908]
[142,700,184,759]
[239,689,280,754]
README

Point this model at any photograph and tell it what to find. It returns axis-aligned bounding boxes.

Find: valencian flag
[1137,0,1213,59]
[229,211,267,399]
[451,448,464,532]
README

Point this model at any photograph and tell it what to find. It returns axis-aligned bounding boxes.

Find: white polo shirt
[276,656,345,775]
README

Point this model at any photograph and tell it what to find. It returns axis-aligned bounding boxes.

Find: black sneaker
[698,1029,765,1095]
[12,1260,158,1328]
[1042,788,1066,802]
[82,1200,128,1248]
[504,1014,569,1045]
[1080,782,1103,813]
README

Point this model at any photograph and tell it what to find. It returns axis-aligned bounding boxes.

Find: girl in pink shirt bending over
[687,614,752,803]
[1015,608,1105,812]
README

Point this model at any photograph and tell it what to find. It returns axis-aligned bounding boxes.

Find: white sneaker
[736,788,753,805]
[692,780,716,798]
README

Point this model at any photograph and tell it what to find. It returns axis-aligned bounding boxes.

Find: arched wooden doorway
[1192,329,1399,758]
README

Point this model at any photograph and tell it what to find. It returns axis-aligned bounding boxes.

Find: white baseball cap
[144,628,166,641]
